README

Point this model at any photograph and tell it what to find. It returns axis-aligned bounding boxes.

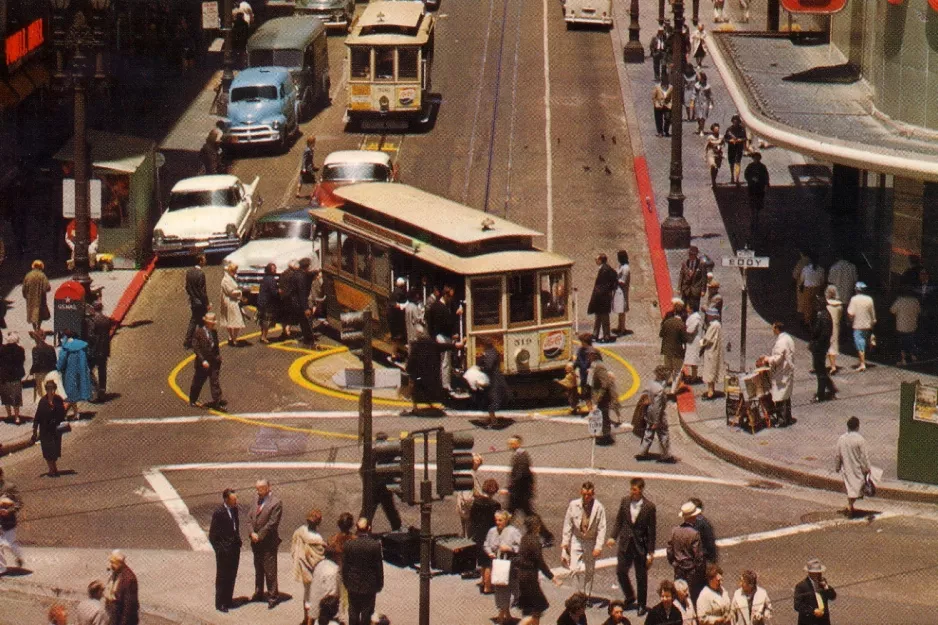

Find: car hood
[156,206,238,237]
[224,238,315,269]
[228,99,284,125]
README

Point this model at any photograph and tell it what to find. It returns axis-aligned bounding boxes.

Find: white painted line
[542,0,554,251]
[143,469,212,553]
[109,411,630,425]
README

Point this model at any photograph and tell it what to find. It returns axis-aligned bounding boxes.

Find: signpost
[587,409,603,469]
[722,248,770,371]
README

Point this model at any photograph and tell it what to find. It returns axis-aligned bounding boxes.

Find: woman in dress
[826,285,843,375]
[484,510,522,625]
[470,479,502,595]
[694,73,713,135]
[690,24,707,68]
[683,302,704,384]
[613,250,631,336]
[704,123,724,188]
[700,308,724,400]
[31,379,66,477]
[57,331,92,421]
[29,330,57,404]
[516,514,561,625]
[257,263,280,344]
[0,332,25,425]
[798,254,826,327]
[683,64,698,121]
[219,262,246,346]
[291,509,326,625]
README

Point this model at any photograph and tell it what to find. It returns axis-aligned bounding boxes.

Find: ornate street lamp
[623,0,645,63]
[660,0,691,249]
[49,0,111,302]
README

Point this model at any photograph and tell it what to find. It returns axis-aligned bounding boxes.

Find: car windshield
[252,220,313,240]
[230,85,278,102]
[168,189,238,211]
[249,50,303,68]
[321,163,391,183]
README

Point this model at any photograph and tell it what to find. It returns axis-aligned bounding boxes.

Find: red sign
[5,18,44,70]
[779,0,847,13]
[66,219,99,243]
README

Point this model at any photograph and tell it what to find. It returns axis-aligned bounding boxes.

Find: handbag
[491,555,512,586]
[862,473,876,497]
[56,421,72,434]
[631,394,650,438]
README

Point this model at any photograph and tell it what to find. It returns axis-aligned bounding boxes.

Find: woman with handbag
[31,379,67,477]
[516,514,562,625]
[484,510,522,624]
[219,263,246,346]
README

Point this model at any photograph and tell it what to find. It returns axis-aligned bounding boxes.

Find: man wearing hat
[757,322,795,427]
[665,502,705,602]
[793,558,836,625]
[649,26,668,82]
[744,152,770,229]
[678,247,707,312]
[189,312,226,410]
[846,282,875,372]
[809,295,837,403]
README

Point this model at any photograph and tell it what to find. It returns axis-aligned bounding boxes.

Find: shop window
[540,270,568,321]
[508,273,535,325]
[471,277,502,328]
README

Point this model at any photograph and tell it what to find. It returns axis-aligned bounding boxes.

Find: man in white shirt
[846,282,876,372]
[890,293,921,366]
[757,322,795,427]
[561,481,607,599]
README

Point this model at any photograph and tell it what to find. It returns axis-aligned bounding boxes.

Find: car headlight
[271,120,282,130]
[225,224,238,237]
[153,229,164,243]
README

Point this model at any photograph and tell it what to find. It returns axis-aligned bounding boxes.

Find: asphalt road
[4,1,938,624]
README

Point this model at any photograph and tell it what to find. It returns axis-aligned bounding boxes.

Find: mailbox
[53,280,87,337]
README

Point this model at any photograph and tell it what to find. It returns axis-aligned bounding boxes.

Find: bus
[344,1,435,126]
[309,183,574,395]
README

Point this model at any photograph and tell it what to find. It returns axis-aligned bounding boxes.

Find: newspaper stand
[725,368,773,434]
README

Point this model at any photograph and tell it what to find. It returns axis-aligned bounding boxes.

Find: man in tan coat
[22,260,51,331]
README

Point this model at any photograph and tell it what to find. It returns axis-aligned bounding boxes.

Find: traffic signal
[400,435,416,505]
[373,439,403,492]
[340,310,371,357]
[436,431,475,496]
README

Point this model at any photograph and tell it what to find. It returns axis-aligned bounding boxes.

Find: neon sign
[5,19,45,71]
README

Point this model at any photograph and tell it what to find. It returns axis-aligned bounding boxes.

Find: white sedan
[153,174,261,258]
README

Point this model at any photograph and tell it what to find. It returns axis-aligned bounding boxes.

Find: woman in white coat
[219,262,246,346]
[825,285,843,375]
[700,308,724,400]
[757,321,795,426]
[612,250,631,336]
[683,302,704,384]
[730,570,772,625]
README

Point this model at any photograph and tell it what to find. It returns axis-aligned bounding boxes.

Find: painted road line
[143,468,212,552]
[542,0,554,251]
[109,412,634,425]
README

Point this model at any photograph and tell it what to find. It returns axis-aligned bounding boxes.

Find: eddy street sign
[722,255,769,268]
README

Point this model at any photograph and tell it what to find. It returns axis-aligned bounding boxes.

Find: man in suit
[561,481,607,600]
[88,301,114,402]
[426,284,462,395]
[793,558,836,625]
[248,479,283,608]
[588,253,619,343]
[189,312,226,409]
[341,518,384,625]
[184,254,209,349]
[209,488,242,612]
[503,435,554,546]
[104,550,139,625]
[606,477,657,616]
[678,246,707,311]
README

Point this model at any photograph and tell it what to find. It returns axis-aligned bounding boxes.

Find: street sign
[334,368,401,389]
[201,1,220,29]
[722,256,770,268]
[587,410,603,436]
[62,179,102,219]
[736,249,755,258]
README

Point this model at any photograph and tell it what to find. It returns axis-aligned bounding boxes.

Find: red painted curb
[109,257,157,336]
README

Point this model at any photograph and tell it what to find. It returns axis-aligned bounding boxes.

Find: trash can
[53,280,87,338]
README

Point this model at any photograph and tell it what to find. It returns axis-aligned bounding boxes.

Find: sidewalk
[612,0,938,503]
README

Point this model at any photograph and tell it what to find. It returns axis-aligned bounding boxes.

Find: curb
[0,431,35,458]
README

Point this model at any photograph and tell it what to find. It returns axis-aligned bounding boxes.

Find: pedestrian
[679,246,707,311]
[683,64,698,121]
[367,432,403,531]
[606,477,657,616]
[200,121,225,175]
[793,558,836,625]
[88,301,113,402]
[575,334,597,406]
[556,361,581,415]
[666,502,705,602]
[672,579,697,624]
[683,303,704,384]
[31,379,66,477]
[485,510,522,625]
[660,300,691,395]
[645,580,683,625]
[479,337,509,427]
[704,123,724,187]
[695,564,731,625]
[471,478,502,594]
[613,250,631,335]
[257,263,280,344]
[723,115,748,185]
[743,152,769,227]
[219,262,245,346]
[56,331,92,420]
[299,135,317,188]
[703,279,723,316]
[0,332,25,424]
[278,260,300,340]
[653,75,673,137]
[797,254,826,327]
[0,467,24,572]
[29,330,57,402]
[827,255,858,307]
[689,498,717,564]
[503,435,554,544]
[825,285,843,375]
[517,514,561,625]
[292,509,327,625]
[307,546,341,625]
[22,260,51,332]
[296,258,319,345]
[756,322,795,427]
[712,0,726,21]
[327,511,356,568]
[694,74,713,135]
[48,604,69,625]
[456,454,484,538]
[209,488,242,613]
[231,4,251,65]
[342,517,384,625]
[690,24,707,68]
[248,479,283,608]
[588,253,618,343]
[636,366,675,463]
[846,282,875,372]
[403,287,428,347]
[317,595,343,625]
[835,416,872,516]
[388,277,408,358]
[104,550,139,625]
[890,290,921,365]
[188,312,226,410]
[560,481,607,599]
[184,254,209,349]
[730,570,772,625]
[75,580,109,625]
[649,26,668,81]
[427,284,460,394]
[736,0,750,22]
[810,295,837,402]
[557,592,589,625]
[589,351,617,444]
[699,308,724,400]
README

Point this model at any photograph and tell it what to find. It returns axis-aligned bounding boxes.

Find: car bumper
[224,126,280,145]
[564,13,612,24]
[153,236,241,257]
[296,10,349,27]
[235,272,265,297]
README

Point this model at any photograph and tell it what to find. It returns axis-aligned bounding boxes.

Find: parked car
[294,0,355,32]
[312,149,397,207]
[222,67,299,152]
[222,208,318,297]
[153,175,261,258]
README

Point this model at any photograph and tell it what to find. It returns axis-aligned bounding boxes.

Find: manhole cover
[800,510,845,523]
[746,480,783,490]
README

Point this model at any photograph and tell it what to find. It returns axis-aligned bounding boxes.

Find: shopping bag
[492,557,511,586]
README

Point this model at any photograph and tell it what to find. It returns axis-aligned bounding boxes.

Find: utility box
[897,381,938,485]
[53,280,87,338]
[432,536,476,574]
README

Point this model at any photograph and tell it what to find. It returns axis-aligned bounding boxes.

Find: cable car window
[398,48,418,80]
[471,277,502,328]
[341,233,355,274]
[375,47,395,81]
[351,47,370,79]
[356,240,371,281]
[508,273,536,325]
[372,245,390,288]
[540,271,568,321]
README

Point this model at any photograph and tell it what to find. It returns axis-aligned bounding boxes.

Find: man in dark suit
[189,313,225,409]
[426,285,460,394]
[88,301,114,402]
[248,479,283,608]
[294,258,317,345]
[606,477,657,616]
[504,435,554,545]
[341,518,384,625]
[209,488,242,612]
[793,558,836,625]
[588,253,618,343]
[105,550,139,625]
[184,254,209,349]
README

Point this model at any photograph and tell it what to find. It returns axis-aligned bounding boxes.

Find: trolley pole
[359,311,375,522]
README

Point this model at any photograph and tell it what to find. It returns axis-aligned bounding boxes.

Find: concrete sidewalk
[613,0,938,503]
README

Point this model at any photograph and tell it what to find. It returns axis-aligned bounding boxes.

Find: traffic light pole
[419,433,433,625]
[359,311,375,522]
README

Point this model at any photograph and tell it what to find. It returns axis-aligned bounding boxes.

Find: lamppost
[217,0,235,116]
[660,0,691,249]
[659,0,665,24]
[50,0,111,302]
[623,0,645,63]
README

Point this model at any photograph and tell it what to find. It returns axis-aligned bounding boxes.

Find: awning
[0,58,52,110]
[54,129,156,174]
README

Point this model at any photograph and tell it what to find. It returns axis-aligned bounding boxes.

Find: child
[556,362,580,415]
